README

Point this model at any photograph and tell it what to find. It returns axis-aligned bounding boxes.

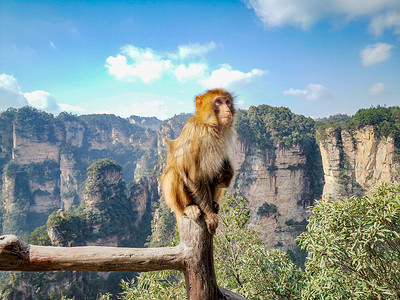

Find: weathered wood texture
[0,216,246,300]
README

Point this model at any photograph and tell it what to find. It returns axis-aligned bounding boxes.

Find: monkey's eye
[226,100,231,106]
[215,99,222,105]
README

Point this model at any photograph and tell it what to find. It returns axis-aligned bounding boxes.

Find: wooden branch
[0,216,246,300]
[0,234,184,272]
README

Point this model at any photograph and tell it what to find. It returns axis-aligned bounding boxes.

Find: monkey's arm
[216,159,234,188]
[183,177,219,234]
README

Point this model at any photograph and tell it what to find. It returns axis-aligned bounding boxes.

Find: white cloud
[106,43,268,90]
[201,64,268,89]
[333,0,400,16]
[361,43,393,66]
[59,103,85,113]
[369,11,400,36]
[244,0,321,29]
[175,42,217,59]
[105,45,172,83]
[0,73,29,111]
[283,84,332,101]
[0,73,66,115]
[369,83,387,95]
[245,0,400,30]
[24,90,61,114]
[175,63,207,82]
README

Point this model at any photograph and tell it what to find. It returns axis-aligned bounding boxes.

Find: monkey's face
[213,96,233,127]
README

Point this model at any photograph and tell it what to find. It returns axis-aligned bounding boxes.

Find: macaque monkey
[161,89,236,234]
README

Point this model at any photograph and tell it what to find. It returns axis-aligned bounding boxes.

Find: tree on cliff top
[343,106,400,153]
[235,105,315,149]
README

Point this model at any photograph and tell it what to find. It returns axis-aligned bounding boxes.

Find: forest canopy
[235,105,315,149]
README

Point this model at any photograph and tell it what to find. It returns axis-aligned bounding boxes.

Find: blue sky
[1,0,399,120]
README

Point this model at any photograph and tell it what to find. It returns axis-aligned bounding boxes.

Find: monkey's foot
[183,205,201,220]
[205,213,219,235]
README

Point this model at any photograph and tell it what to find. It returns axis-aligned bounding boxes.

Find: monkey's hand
[205,212,219,235]
[212,200,220,214]
[183,205,201,220]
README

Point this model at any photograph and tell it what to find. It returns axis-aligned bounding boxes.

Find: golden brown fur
[161,89,236,234]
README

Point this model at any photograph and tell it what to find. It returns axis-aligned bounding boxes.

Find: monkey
[161,88,236,235]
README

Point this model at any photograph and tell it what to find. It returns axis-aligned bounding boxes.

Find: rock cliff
[0,108,158,237]
[231,141,318,252]
[319,124,399,200]
[227,105,323,259]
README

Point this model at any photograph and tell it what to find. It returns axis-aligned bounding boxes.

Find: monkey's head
[194,89,235,128]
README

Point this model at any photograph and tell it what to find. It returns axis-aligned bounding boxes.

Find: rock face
[0,108,158,237]
[48,158,153,248]
[231,139,321,253]
[84,159,124,211]
[319,125,399,200]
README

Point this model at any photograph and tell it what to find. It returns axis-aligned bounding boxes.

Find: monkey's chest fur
[172,121,235,180]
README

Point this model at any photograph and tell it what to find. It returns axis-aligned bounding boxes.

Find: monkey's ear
[195,96,203,110]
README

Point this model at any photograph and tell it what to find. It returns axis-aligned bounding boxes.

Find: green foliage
[215,193,305,299]
[56,111,81,123]
[169,113,192,127]
[0,108,15,164]
[0,107,17,124]
[1,160,60,235]
[13,106,61,142]
[46,209,98,246]
[315,121,341,143]
[298,183,400,299]
[119,270,187,300]
[343,106,400,151]
[2,211,27,237]
[317,113,351,125]
[24,225,51,245]
[86,158,122,178]
[79,114,147,142]
[285,218,307,227]
[3,160,19,177]
[235,105,315,149]
[257,201,278,217]
[25,160,61,185]
[146,198,177,248]
[84,159,124,202]
[0,271,105,300]
[316,107,400,157]
[117,228,186,299]
[74,113,153,184]
[343,106,400,134]
[46,159,141,246]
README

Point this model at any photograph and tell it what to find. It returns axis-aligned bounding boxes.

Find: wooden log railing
[0,216,246,300]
